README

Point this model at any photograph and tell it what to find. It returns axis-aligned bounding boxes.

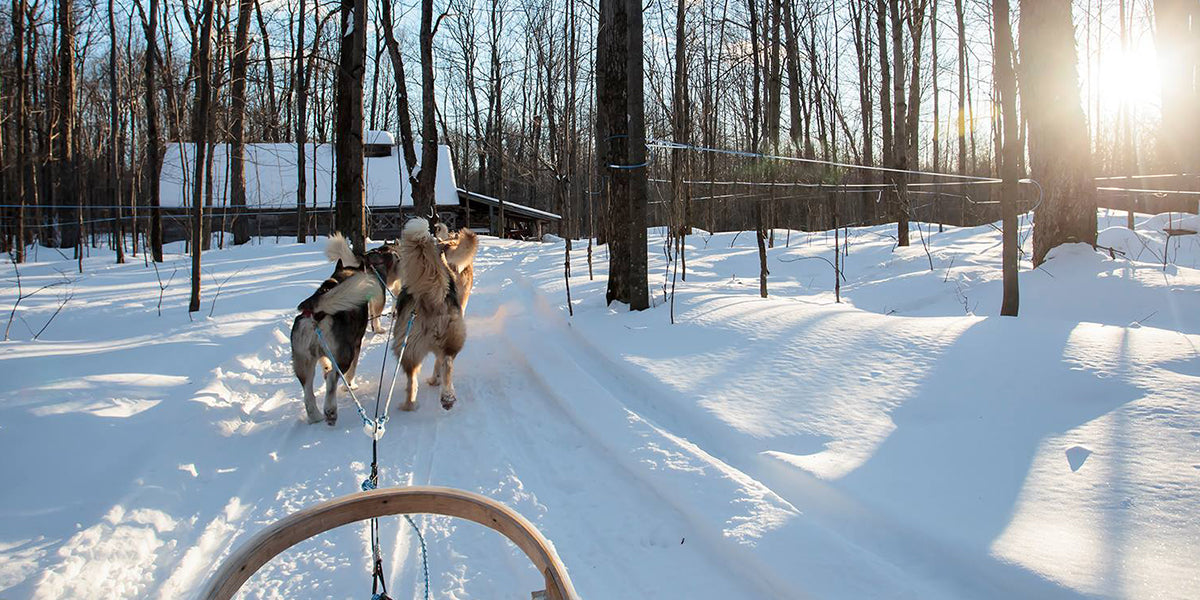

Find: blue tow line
[307,265,428,599]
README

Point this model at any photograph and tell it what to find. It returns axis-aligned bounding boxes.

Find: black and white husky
[290,258,387,425]
[324,233,402,333]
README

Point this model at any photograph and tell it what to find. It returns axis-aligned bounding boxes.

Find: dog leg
[426,354,444,386]
[299,364,322,423]
[439,355,457,410]
[323,369,339,425]
[292,342,322,423]
[401,363,421,411]
[342,353,361,391]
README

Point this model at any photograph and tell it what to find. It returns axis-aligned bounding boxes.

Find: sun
[1081,31,1161,124]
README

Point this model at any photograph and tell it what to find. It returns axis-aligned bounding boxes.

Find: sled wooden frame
[198,486,576,600]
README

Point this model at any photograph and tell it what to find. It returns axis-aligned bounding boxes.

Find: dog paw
[401,401,418,412]
[426,376,442,386]
[324,409,338,426]
[306,410,324,424]
[440,393,456,410]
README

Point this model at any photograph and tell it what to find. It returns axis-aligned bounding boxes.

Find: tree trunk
[229,0,253,245]
[382,0,423,214]
[335,0,366,250]
[747,0,761,152]
[254,0,279,141]
[931,0,940,173]
[765,0,782,151]
[12,0,27,262]
[993,0,1019,315]
[890,0,909,246]
[489,0,504,233]
[956,0,966,174]
[756,201,768,297]
[190,0,217,312]
[783,0,805,153]
[295,0,308,242]
[412,0,440,217]
[1019,0,1096,265]
[109,0,126,264]
[672,0,689,232]
[1119,0,1136,228]
[58,0,80,260]
[877,0,892,171]
[905,0,926,170]
[135,0,164,261]
[598,0,649,310]
[851,0,875,222]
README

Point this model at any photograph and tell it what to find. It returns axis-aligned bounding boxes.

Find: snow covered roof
[458,188,561,221]
[365,130,394,145]
[159,137,459,209]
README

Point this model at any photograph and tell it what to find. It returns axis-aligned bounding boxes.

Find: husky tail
[324,232,360,268]
[444,228,478,274]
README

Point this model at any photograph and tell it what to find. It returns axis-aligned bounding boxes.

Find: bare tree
[598,0,649,310]
[671,0,689,276]
[955,0,965,174]
[109,0,126,264]
[12,0,27,263]
[57,0,80,265]
[993,0,1019,315]
[889,0,909,246]
[381,0,415,175]
[487,0,504,229]
[411,0,443,217]
[229,0,254,245]
[134,0,164,261]
[851,0,875,221]
[334,0,366,249]
[877,0,892,171]
[189,0,217,313]
[1019,0,1096,265]
[294,0,308,243]
[254,0,280,141]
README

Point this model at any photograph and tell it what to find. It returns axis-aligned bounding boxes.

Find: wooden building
[157,131,559,241]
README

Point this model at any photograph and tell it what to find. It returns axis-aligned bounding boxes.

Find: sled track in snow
[488,270,1093,600]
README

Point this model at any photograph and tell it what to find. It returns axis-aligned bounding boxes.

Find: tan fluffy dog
[438,227,478,314]
[393,218,467,411]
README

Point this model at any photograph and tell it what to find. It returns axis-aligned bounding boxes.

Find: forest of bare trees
[0,0,1196,312]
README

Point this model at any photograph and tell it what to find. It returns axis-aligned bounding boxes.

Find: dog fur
[324,233,402,333]
[392,218,468,411]
[290,262,381,424]
[439,227,478,313]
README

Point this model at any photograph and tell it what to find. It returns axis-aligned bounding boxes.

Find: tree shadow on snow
[837,315,1143,596]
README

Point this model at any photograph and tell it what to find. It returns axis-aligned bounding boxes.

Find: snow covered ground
[1,209,1198,599]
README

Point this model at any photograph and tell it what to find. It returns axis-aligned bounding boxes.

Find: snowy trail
[491,269,1091,599]
[3,212,1199,599]
[0,242,765,599]
[368,244,766,599]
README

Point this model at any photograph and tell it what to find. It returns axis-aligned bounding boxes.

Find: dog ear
[334,259,344,270]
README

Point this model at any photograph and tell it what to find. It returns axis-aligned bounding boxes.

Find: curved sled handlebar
[197,486,576,600]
